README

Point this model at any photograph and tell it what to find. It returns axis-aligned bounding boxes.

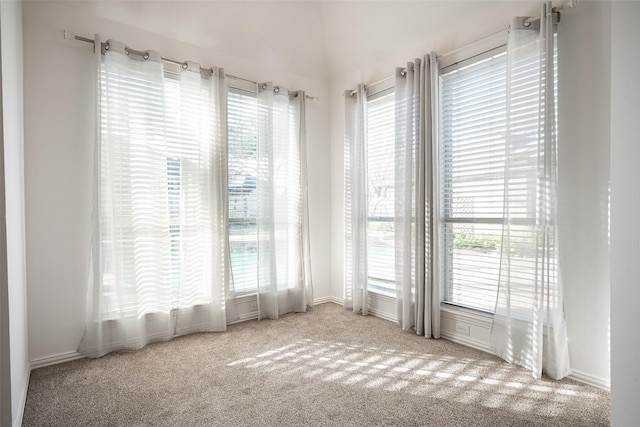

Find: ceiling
[54,1,533,81]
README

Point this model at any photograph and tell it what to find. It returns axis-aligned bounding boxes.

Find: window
[439,48,507,312]
[98,54,224,320]
[227,86,259,294]
[366,88,395,293]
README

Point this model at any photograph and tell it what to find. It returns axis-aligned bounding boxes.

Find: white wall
[0,0,30,425]
[329,0,611,388]
[610,2,640,424]
[23,1,331,363]
[557,0,611,388]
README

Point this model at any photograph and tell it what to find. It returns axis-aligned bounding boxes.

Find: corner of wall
[1,0,30,424]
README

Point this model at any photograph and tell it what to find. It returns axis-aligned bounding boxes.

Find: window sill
[440,302,494,322]
[367,285,396,300]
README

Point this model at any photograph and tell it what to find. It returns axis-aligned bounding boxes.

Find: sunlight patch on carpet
[227,338,601,419]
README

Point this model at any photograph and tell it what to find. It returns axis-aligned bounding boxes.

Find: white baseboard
[316,294,397,323]
[229,310,258,324]
[568,369,610,391]
[368,308,396,323]
[13,367,30,427]
[30,351,84,370]
[314,295,342,305]
[230,295,341,324]
[440,330,493,354]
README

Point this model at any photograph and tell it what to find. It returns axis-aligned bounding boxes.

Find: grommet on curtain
[125,48,130,55]
[262,84,268,90]
[400,69,407,76]
[274,87,280,94]
[143,52,149,60]
[523,17,532,27]
[105,43,110,51]
[209,68,214,76]
[181,63,188,70]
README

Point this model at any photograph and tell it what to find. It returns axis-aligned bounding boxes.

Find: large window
[366,88,395,292]
[439,48,507,312]
[96,52,225,322]
[228,86,259,294]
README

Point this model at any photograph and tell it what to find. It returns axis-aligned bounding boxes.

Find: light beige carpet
[23,303,609,426]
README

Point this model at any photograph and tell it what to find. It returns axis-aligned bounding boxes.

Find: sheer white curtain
[343,85,368,314]
[394,60,423,332]
[255,83,313,319]
[394,55,440,338]
[491,3,571,379]
[80,37,231,358]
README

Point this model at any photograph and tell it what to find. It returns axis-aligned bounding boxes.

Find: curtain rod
[348,69,418,96]
[64,31,318,101]
[437,29,505,62]
[523,0,577,25]
[438,2,570,61]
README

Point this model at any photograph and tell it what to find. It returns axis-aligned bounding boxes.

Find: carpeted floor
[23,303,609,426]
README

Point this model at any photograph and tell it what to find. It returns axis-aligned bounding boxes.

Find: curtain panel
[345,60,440,338]
[394,61,422,332]
[490,2,571,380]
[394,54,440,338]
[343,85,368,314]
[255,83,313,319]
[393,57,439,338]
[81,37,231,357]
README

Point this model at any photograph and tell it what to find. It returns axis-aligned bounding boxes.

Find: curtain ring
[274,87,280,93]
[261,84,268,90]
[400,69,407,76]
[104,43,110,51]
[181,63,188,70]
[143,52,149,60]
[523,18,532,27]
[125,47,130,55]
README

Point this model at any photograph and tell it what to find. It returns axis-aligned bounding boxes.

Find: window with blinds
[366,88,395,292]
[439,48,507,312]
[228,87,259,294]
[98,56,224,319]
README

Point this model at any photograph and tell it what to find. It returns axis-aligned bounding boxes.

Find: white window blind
[440,49,507,312]
[366,88,395,291]
[228,87,259,294]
